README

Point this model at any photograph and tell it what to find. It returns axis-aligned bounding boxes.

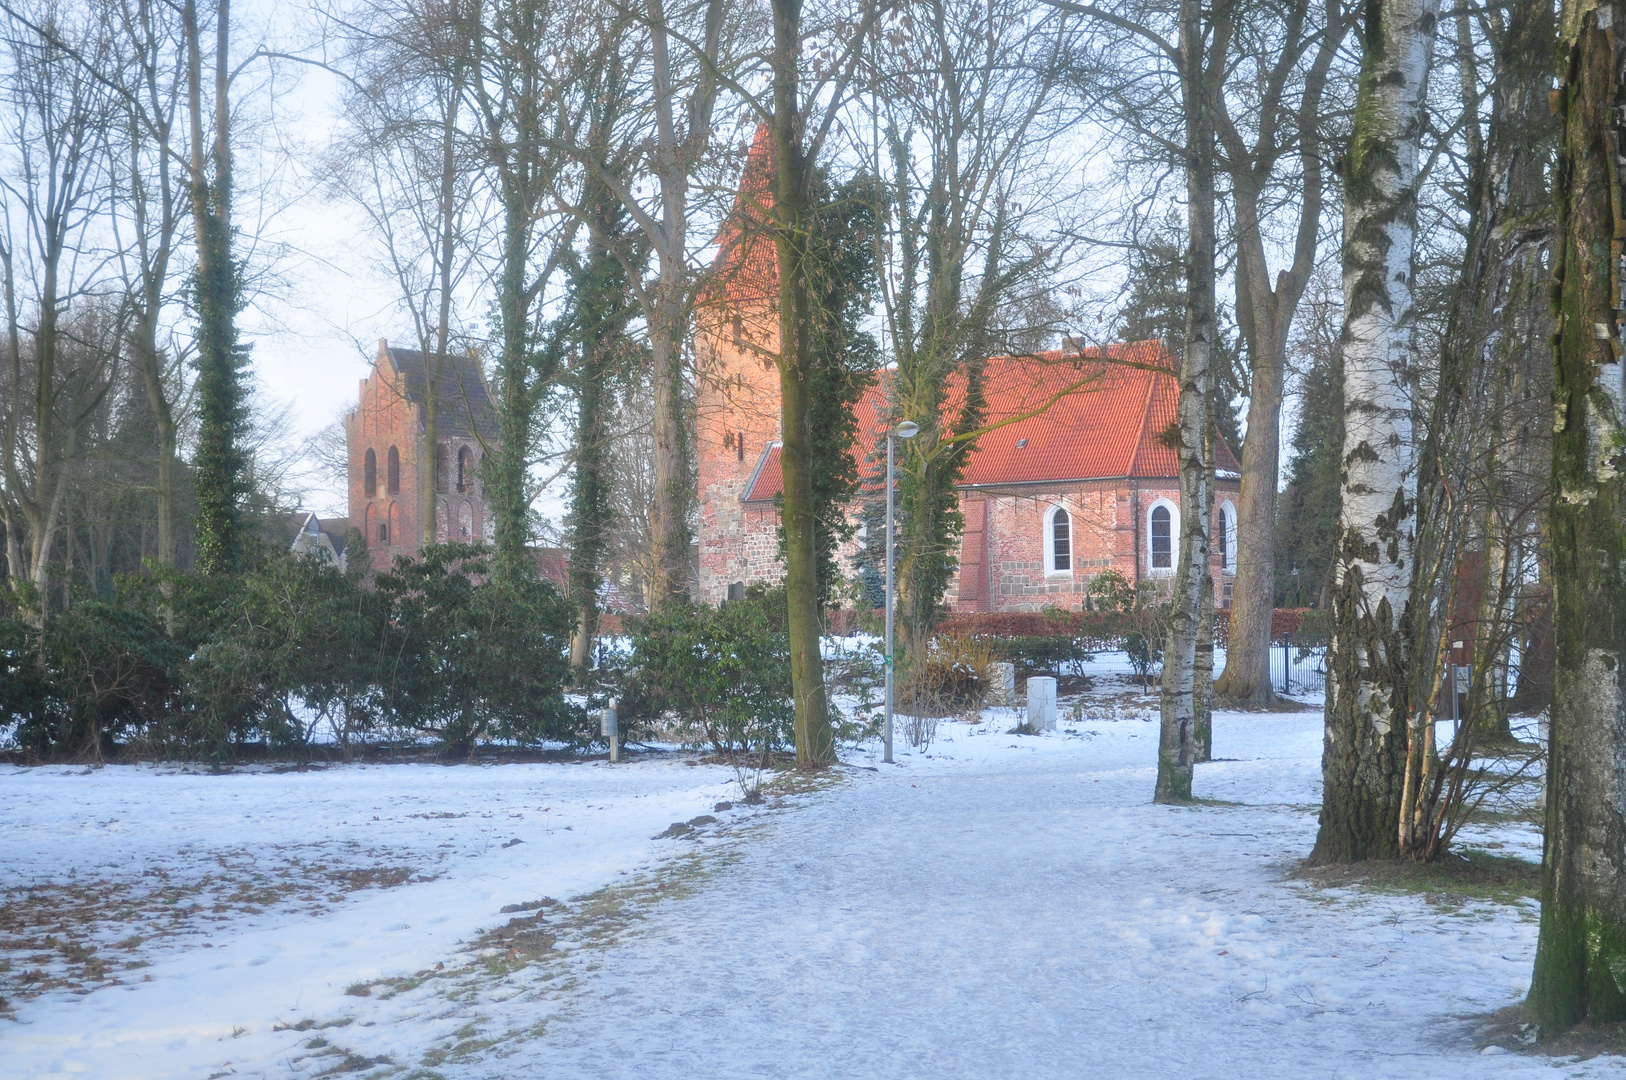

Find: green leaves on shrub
[375,544,581,757]
[623,584,795,769]
[0,542,581,760]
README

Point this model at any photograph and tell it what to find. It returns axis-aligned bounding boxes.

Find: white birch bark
[1309,0,1437,863]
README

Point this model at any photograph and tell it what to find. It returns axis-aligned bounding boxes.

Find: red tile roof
[742,341,1237,502]
[698,125,778,315]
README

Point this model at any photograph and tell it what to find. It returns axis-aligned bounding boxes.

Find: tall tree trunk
[1211,0,1344,704]
[1215,332,1281,704]
[567,140,630,680]
[420,96,459,553]
[646,285,689,607]
[185,0,244,577]
[1529,0,1626,1034]
[1308,0,1436,864]
[769,0,833,765]
[635,0,726,611]
[1156,0,1221,803]
[490,190,533,582]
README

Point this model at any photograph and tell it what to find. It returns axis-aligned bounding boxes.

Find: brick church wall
[348,358,423,572]
[347,344,494,573]
[942,479,1239,613]
[695,299,785,605]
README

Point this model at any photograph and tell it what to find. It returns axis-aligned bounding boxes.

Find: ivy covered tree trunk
[185,0,246,577]
[769,0,832,765]
[1309,0,1436,864]
[1155,0,1221,804]
[566,132,635,679]
[1529,0,1626,1034]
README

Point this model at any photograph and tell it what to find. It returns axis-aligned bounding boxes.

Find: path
[474,712,1597,1080]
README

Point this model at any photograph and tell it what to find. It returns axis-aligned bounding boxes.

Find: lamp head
[895,421,919,439]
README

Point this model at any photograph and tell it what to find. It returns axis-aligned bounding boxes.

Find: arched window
[435,443,449,493]
[457,446,473,493]
[387,446,401,495]
[458,501,473,539]
[1046,505,1072,574]
[363,448,377,498]
[1149,501,1175,572]
[1218,501,1237,573]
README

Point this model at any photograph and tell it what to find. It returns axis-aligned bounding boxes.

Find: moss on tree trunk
[1530,2,1626,1034]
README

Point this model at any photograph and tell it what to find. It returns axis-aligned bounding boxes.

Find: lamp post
[885,420,919,764]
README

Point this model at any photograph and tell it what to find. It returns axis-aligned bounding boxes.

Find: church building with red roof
[694,131,1239,613]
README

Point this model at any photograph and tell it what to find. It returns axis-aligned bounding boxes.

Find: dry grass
[0,852,428,1009]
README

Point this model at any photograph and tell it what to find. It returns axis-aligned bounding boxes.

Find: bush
[0,542,582,761]
[623,584,794,789]
[24,602,183,759]
[899,634,1001,718]
[374,544,582,757]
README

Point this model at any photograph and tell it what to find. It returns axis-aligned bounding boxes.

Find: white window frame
[1044,503,1073,577]
[1218,500,1238,574]
[1147,498,1178,576]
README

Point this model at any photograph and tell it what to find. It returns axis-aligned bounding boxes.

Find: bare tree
[878,0,1089,655]
[106,0,191,568]
[1528,0,1626,1035]
[330,0,481,552]
[460,0,578,582]
[1309,0,1438,865]
[0,0,122,611]
[1210,0,1350,705]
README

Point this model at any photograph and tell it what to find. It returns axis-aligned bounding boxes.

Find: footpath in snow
[2,698,1618,1079]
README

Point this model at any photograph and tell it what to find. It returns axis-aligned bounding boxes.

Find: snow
[1,698,1610,1078]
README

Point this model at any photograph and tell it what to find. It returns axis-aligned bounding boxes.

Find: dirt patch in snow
[1289,849,1541,910]
[0,851,427,1008]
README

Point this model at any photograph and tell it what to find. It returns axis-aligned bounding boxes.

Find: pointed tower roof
[701,124,779,313]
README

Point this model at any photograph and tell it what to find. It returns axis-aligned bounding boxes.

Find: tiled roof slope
[699,125,779,313]
[386,345,500,440]
[743,341,1238,501]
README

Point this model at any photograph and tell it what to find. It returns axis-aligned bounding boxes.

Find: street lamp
[884,420,919,764]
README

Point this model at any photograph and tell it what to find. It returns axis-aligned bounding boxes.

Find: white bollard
[1026,676,1057,732]
[602,698,620,763]
[987,662,1016,707]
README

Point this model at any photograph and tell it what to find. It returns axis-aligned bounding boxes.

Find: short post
[987,661,1016,707]
[602,697,619,763]
[1027,676,1057,732]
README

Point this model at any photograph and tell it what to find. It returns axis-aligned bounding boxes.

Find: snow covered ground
[1,688,1610,1078]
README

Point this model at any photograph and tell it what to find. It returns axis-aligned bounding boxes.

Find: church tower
[346,340,500,572]
[694,126,788,605]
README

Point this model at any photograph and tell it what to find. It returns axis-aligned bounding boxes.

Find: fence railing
[1271,641,1327,698]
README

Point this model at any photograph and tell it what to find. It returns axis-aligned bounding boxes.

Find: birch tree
[1153,0,1226,802]
[1308,0,1437,864]
[1528,0,1626,1034]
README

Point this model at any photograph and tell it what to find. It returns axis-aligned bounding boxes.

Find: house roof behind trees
[742,340,1238,502]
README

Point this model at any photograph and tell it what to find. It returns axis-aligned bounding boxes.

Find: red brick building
[694,132,1240,612]
[346,340,499,571]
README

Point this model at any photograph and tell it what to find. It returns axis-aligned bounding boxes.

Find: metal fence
[1271,641,1327,697]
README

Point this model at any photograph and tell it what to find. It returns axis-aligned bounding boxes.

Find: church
[694,131,1240,613]
[345,340,500,572]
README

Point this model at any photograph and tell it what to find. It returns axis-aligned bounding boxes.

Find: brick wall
[695,302,784,604]
[947,480,1240,613]
[346,349,494,572]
